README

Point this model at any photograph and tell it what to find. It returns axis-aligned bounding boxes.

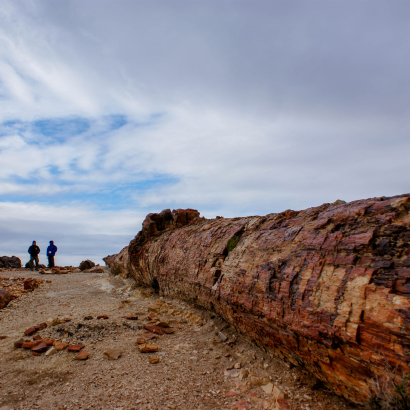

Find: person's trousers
[30,255,39,271]
[48,256,55,268]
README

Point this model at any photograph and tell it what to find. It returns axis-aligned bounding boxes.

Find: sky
[0,1,409,266]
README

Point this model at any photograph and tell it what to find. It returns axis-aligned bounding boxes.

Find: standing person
[47,241,58,268]
[28,241,40,271]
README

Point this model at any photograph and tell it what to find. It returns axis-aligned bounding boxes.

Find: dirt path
[0,268,360,410]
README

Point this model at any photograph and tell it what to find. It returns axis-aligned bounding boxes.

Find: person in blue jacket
[28,241,40,271]
[47,241,58,268]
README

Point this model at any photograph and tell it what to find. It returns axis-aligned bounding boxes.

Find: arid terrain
[0,268,360,410]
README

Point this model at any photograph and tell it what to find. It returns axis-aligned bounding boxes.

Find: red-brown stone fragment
[32,341,48,353]
[75,350,89,360]
[97,315,109,319]
[122,315,138,320]
[143,325,164,335]
[24,327,36,336]
[67,344,85,352]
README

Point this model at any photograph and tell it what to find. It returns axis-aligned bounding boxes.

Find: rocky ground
[0,268,362,410]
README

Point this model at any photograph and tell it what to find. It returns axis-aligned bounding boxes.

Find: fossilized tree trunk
[106,197,410,402]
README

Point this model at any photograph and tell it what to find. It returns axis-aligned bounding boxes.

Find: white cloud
[0,1,409,263]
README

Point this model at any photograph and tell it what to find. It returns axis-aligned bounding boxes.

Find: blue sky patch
[32,116,90,138]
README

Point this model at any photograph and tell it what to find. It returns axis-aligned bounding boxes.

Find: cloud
[0,1,409,264]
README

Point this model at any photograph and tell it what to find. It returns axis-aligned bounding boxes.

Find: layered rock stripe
[105,197,410,402]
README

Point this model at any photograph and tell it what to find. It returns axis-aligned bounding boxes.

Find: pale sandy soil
[0,268,361,410]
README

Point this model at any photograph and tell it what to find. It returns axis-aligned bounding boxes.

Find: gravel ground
[0,268,362,410]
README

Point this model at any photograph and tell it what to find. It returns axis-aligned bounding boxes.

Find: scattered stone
[143,325,164,335]
[67,344,85,352]
[33,334,42,340]
[136,338,146,344]
[0,336,8,340]
[54,341,68,351]
[31,341,48,353]
[260,382,274,394]
[156,321,170,328]
[45,346,57,356]
[14,338,28,348]
[143,332,156,340]
[76,350,89,360]
[42,338,55,346]
[104,348,122,360]
[24,327,36,336]
[97,315,109,319]
[161,328,175,334]
[84,316,94,320]
[0,290,13,310]
[22,341,42,349]
[32,351,41,356]
[234,362,242,369]
[122,315,138,320]
[138,344,158,353]
[46,317,60,327]
[149,356,160,364]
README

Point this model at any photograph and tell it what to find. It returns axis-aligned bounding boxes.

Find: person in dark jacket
[28,241,40,271]
[47,241,58,268]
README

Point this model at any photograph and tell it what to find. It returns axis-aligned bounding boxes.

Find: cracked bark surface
[106,196,410,403]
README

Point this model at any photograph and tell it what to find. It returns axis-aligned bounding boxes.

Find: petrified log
[0,255,21,269]
[106,196,410,402]
[79,259,95,271]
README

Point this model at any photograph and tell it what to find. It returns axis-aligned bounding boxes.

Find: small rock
[76,350,89,360]
[234,362,242,369]
[33,334,42,340]
[14,338,27,348]
[84,315,94,320]
[67,344,85,352]
[32,351,41,356]
[260,382,273,394]
[149,356,160,364]
[156,321,170,328]
[143,332,157,340]
[32,341,48,353]
[138,343,158,353]
[136,338,146,344]
[122,315,138,320]
[104,348,122,360]
[46,317,60,327]
[143,325,164,335]
[0,336,8,340]
[24,327,37,336]
[97,315,109,319]
[45,346,57,356]
[54,341,68,351]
